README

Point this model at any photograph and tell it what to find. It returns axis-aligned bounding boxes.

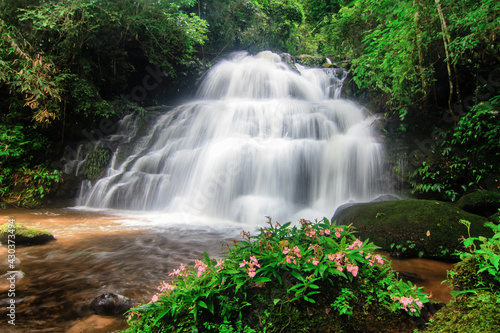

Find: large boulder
[332,199,491,260]
[0,222,55,246]
[455,190,500,217]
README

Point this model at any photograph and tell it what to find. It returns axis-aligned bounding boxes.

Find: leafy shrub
[124,218,429,332]
[425,219,500,333]
[410,95,500,201]
[1,166,61,208]
[449,220,500,297]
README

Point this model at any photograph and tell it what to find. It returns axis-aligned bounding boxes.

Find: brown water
[0,208,454,332]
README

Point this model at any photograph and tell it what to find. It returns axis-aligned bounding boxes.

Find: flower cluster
[326,252,360,276]
[150,281,176,303]
[365,253,385,266]
[214,259,225,273]
[194,259,208,277]
[240,256,261,278]
[283,245,302,265]
[347,238,364,251]
[168,264,189,278]
[392,296,424,313]
[318,228,331,236]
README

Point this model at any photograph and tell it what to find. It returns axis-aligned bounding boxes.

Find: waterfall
[78,51,385,224]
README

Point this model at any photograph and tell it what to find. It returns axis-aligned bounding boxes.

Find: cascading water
[78,51,386,224]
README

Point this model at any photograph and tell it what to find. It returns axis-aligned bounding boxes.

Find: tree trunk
[435,0,457,117]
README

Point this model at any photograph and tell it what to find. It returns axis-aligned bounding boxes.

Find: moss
[456,190,500,217]
[448,256,480,291]
[489,211,500,224]
[84,148,111,179]
[424,291,500,333]
[0,222,55,246]
[334,199,490,260]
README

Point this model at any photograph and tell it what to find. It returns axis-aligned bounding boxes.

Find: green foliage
[410,95,500,201]
[124,218,429,332]
[1,166,61,208]
[445,0,500,67]
[84,148,111,179]
[0,123,58,208]
[425,219,500,333]
[450,220,500,297]
[69,77,114,119]
[196,0,305,55]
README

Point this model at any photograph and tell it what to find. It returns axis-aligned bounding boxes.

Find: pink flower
[347,239,363,250]
[250,256,261,268]
[293,246,301,257]
[158,281,175,292]
[151,294,159,303]
[312,258,320,266]
[324,229,331,236]
[215,259,225,272]
[393,296,422,313]
[194,259,208,277]
[283,247,290,255]
[305,227,316,238]
[169,264,189,278]
[241,257,260,278]
[346,264,359,277]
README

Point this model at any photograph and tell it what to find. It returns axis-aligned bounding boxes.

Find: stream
[1,208,454,332]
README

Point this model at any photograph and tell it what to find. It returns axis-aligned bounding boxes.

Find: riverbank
[0,208,454,332]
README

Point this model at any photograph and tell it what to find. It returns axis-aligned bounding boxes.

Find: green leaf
[253,277,272,283]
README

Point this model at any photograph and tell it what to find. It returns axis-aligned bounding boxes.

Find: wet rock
[332,194,401,221]
[456,190,500,217]
[396,271,423,282]
[333,199,491,260]
[0,222,55,246]
[67,314,128,333]
[90,293,136,316]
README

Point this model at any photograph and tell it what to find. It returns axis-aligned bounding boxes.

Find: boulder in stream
[90,293,136,316]
[0,222,55,246]
[332,199,491,260]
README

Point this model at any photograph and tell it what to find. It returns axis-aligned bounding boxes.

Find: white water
[78,51,385,226]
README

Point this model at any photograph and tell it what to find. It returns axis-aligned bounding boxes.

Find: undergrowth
[124,217,430,332]
[425,219,500,333]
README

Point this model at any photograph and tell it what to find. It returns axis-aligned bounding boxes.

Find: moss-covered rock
[424,291,500,333]
[332,199,490,260]
[490,211,500,224]
[456,190,500,217]
[0,222,55,246]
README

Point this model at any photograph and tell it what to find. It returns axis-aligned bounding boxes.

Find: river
[0,208,453,332]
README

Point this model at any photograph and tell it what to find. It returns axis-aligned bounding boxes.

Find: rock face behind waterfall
[78,51,386,224]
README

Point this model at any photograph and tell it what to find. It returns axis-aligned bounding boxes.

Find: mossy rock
[424,291,500,333]
[456,190,500,217]
[490,211,500,224]
[0,222,55,246]
[333,199,490,260]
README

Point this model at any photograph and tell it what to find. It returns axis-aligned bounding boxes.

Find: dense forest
[1,0,499,207]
